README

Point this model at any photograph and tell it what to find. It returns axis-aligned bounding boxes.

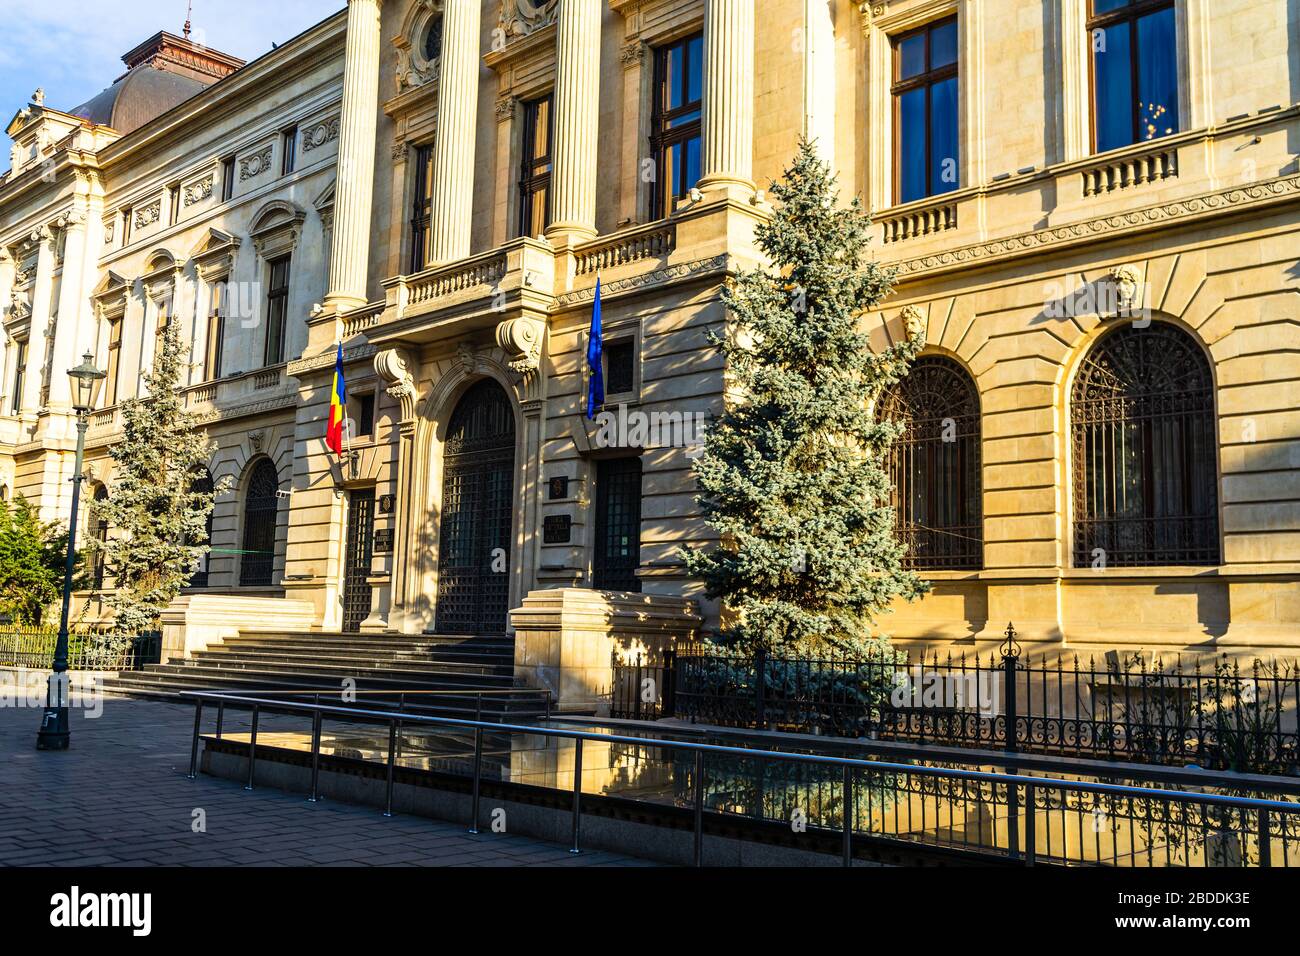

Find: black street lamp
[36,351,106,751]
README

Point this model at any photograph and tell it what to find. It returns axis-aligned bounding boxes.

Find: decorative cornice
[239,145,274,181]
[555,253,732,307]
[286,342,378,377]
[890,173,1300,280]
[183,175,214,206]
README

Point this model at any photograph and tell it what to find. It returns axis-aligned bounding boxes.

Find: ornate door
[435,380,516,635]
[342,489,375,633]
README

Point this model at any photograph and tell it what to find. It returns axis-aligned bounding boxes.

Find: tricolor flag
[586,276,604,420]
[326,344,346,456]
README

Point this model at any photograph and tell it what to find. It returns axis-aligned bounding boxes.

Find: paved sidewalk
[0,693,655,867]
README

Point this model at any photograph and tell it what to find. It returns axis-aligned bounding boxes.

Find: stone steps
[101,627,543,721]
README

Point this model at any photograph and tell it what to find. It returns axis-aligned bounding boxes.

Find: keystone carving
[495,316,545,375]
[375,347,418,423]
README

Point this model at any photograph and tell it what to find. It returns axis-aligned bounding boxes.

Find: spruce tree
[682,140,927,657]
[0,494,71,624]
[89,319,226,638]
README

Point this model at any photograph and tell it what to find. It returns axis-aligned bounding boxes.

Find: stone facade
[0,0,1297,659]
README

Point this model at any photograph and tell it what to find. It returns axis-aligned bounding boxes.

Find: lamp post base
[37,706,70,750]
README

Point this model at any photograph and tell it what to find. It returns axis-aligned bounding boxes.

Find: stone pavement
[0,692,656,867]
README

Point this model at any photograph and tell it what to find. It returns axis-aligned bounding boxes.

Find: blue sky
[0,0,341,170]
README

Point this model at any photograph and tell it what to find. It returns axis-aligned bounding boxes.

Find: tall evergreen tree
[682,140,927,657]
[0,494,71,625]
[89,319,226,637]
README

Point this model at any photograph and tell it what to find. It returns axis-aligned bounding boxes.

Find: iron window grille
[239,458,280,586]
[1071,321,1219,567]
[594,456,644,592]
[877,355,983,570]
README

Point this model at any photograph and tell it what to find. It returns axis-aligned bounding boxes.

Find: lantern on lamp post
[36,351,106,751]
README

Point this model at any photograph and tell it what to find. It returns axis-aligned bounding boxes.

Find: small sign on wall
[548,476,569,500]
[373,528,394,553]
[543,515,572,544]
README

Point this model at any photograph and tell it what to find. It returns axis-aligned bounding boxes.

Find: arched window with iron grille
[239,458,280,587]
[1070,321,1219,567]
[877,355,983,569]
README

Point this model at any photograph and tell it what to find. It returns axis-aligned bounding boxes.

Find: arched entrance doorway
[435,379,516,635]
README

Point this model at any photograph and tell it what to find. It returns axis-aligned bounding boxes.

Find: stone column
[374,348,419,632]
[427,0,482,265]
[698,0,755,199]
[48,210,89,410]
[24,226,55,412]
[323,0,383,314]
[545,0,602,244]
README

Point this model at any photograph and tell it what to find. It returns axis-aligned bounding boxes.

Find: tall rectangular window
[409,144,434,273]
[649,32,703,220]
[281,126,298,175]
[168,184,181,225]
[153,297,172,361]
[120,206,133,245]
[105,318,122,406]
[263,256,291,367]
[221,156,235,201]
[518,95,554,238]
[892,16,959,205]
[1089,0,1178,153]
[10,339,26,415]
[205,281,226,381]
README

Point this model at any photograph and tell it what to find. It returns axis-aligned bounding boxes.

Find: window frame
[408,143,434,274]
[1086,0,1179,153]
[205,279,226,382]
[220,156,236,202]
[518,94,554,239]
[10,338,26,415]
[281,126,298,176]
[104,318,122,406]
[890,15,960,206]
[649,32,704,221]
[263,255,291,367]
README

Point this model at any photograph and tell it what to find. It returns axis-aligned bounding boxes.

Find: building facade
[0,0,1298,667]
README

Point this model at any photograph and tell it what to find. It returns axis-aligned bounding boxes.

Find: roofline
[95,8,347,169]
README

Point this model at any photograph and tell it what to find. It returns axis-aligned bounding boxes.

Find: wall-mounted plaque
[548,476,569,500]
[372,528,394,553]
[543,514,572,544]
[378,494,396,514]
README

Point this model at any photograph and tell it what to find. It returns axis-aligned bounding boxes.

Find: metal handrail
[180,690,1300,868]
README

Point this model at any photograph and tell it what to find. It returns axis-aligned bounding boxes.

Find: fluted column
[324,0,383,313]
[427,0,482,264]
[24,227,55,412]
[48,209,89,409]
[699,0,755,198]
[545,0,602,244]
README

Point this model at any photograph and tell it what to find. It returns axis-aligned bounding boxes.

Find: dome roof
[71,67,211,136]
[69,31,244,136]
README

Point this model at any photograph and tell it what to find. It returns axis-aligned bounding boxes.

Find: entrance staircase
[101,630,548,722]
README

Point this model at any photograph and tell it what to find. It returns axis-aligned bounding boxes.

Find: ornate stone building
[1,1,1298,691]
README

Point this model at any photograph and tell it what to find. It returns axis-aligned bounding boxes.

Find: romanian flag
[326,344,346,456]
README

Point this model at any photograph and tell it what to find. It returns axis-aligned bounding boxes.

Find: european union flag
[586,276,604,419]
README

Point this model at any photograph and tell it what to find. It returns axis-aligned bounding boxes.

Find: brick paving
[0,693,656,867]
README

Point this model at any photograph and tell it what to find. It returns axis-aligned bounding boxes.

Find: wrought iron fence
[0,626,162,672]
[614,641,1300,776]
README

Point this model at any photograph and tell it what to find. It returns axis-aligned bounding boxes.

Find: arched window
[1071,321,1218,567]
[240,458,280,586]
[90,484,109,590]
[189,468,215,588]
[877,355,983,569]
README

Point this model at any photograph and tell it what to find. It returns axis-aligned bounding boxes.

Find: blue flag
[586,276,604,419]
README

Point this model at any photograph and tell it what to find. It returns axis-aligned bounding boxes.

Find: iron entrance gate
[342,489,375,633]
[435,380,516,635]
